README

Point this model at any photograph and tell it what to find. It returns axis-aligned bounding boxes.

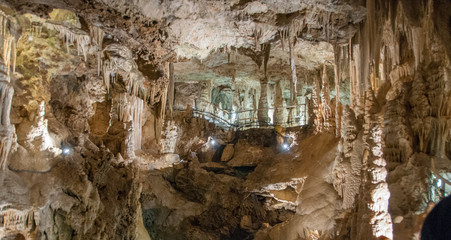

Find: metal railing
[191,99,308,130]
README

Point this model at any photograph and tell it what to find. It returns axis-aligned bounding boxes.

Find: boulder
[221,144,234,162]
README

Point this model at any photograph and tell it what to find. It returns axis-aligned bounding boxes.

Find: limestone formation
[0,1,450,239]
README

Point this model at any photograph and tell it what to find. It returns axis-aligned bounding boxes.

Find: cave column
[334,58,341,137]
[321,62,332,131]
[0,57,14,171]
[357,88,393,240]
[273,80,284,125]
[257,78,269,126]
[257,43,271,127]
[312,72,323,132]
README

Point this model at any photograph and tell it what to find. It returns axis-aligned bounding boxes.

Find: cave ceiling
[2,0,366,87]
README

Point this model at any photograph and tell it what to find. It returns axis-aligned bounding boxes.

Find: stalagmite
[363,88,393,240]
[333,106,361,209]
[1,1,451,240]
[161,121,178,154]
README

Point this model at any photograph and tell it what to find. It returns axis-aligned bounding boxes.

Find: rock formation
[0,0,450,239]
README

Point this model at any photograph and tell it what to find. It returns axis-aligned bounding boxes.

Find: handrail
[194,99,304,114]
[191,99,308,130]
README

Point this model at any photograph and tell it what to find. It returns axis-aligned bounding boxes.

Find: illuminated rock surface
[0,0,450,239]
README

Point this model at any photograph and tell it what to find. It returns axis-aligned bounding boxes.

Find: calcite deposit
[0,0,450,239]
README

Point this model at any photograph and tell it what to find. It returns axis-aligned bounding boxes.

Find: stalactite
[160,63,170,122]
[0,58,13,171]
[118,94,144,152]
[253,25,262,51]
[30,22,43,37]
[90,26,105,76]
[0,12,13,171]
[0,10,6,40]
[102,59,114,93]
[287,37,298,124]
[2,36,15,76]
[0,11,16,77]
[279,28,288,51]
[0,208,39,233]
[45,22,90,62]
[279,18,305,52]
[349,39,365,115]
[167,62,174,118]
[325,12,331,43]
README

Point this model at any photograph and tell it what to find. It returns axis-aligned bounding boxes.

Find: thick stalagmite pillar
[0,57,14,171]
[258,77,269,126]
[258,43,271,126]
[358,89,393,240]
[312,72,323,132]
[273,80,284,125]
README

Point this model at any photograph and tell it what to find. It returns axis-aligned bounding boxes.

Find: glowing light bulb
[63,148,70,154]
[437,179,442,188]
[211,139,216,145]
[283,144,289,149]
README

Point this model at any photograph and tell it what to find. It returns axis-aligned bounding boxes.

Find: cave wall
[0,0,449,240]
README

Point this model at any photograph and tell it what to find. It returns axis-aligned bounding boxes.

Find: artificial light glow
[63,148,70,155]
[437,179,442,188]
[283,144,289,149]
[211,139,216,145]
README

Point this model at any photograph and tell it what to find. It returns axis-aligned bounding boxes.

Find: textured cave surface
[0,0,450,239]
